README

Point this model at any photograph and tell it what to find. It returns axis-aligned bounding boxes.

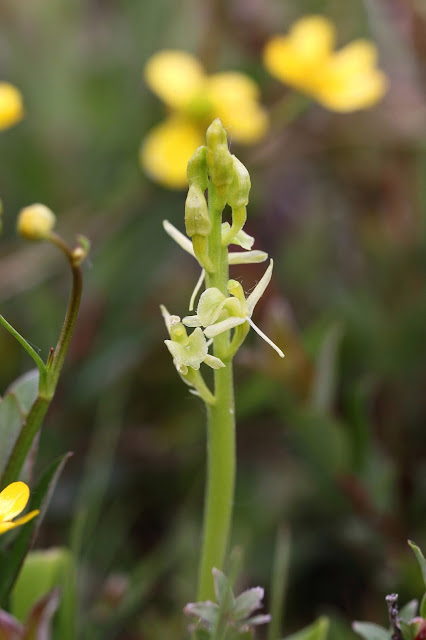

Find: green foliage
[0,454,71,606]
[0,371,38,480]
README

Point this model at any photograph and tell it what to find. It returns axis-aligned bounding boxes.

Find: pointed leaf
[310,323,343,414]
[283,617,329,640]
[184,601,218,626]
[0,372,39,480]
[400,599,418,623]
[420,593,426,619]
[213,568,235,610]
[6,372,39,417]
[0,453,72,605]
[352,622,391,640]
[23,589,60,640]
[409,541,426,590]
[233,587,264,619]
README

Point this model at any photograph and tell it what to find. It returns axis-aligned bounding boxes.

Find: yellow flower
[0,83,24,131]
[140,51,268,189]
[0,481,39,535]
[263,15,388,112]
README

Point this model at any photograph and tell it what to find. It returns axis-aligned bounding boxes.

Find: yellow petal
[316,41,388,111]
[140,117,204,189]
[263,37,306,86]
[144,50,205,109]
[217,102,269,144]
[207,72,260,103]
[0,510,39,535]
[289,15,335,62]
[328,40,378,75]
[207,72,268,143]
[0,82,24,131]
[0,481,29,522]
[263,15,335,88]
[316,68,388,111]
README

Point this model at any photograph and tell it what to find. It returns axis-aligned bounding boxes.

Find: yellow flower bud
[17,204,56,240]
[0,83,24,131]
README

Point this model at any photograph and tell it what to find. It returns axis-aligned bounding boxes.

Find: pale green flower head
[161,305,225,375]
[182,261,284,358]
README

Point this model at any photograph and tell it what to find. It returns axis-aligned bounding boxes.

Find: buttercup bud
[185,185,211,237]
[0,83,24,131]
[227,156,251,209]
[17,204,56,240]
[187,146,208,192]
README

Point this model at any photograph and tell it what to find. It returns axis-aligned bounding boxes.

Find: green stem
[46,234,83,395]
[0,234,83,488]
[269,92,312,129]
[197,184,236,600]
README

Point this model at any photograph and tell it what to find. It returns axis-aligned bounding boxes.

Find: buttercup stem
[0,233,83,489]
[197,183,236,600]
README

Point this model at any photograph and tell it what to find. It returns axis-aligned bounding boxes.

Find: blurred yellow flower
[0,481,39,535]
[263,15,388,112]
[0,83,24,131]
[140,51,268,189]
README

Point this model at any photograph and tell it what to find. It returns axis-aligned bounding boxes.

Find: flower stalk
[0,207,87,489]
[161,119,284,602]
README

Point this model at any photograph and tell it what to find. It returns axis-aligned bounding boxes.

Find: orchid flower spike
[183,260,284,358]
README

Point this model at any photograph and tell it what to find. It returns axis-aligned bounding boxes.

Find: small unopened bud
[187,146,208,192]
[72,234,90,266]
[185,185,211,237]
[17,204,56,240]
[206,118,227,152]
[227,156,251,209]
[208,143,233,195]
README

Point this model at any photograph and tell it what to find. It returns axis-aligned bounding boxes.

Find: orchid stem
[197,183,236,601]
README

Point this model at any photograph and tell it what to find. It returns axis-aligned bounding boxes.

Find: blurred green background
[0,0,426,638]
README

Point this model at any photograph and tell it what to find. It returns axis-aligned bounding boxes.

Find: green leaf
[399,599,418,623]
[0,371,39,479]
[283,616,329,640]
[420,592,426,618]
[399,619,415,640]
[352,622,391,640]
[7,371,40,416]
[409,541,426,589]
[310,323,343,414]
[0,453,72,606]
[12,550,75,640]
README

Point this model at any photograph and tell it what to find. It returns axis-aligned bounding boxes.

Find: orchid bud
[227,156,251,209]
[187,146,208,192]
[185,185,211,237]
